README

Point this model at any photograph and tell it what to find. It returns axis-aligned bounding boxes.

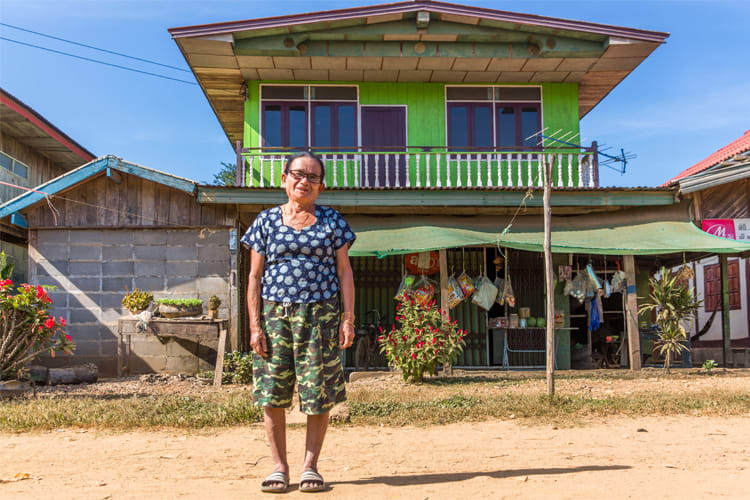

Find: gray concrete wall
[29,228,232,377]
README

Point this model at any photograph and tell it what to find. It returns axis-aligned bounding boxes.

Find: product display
[395,274,416,301]
[446,276,465,309]
[412,275,437,307]
[457,272,476,297]
[471,276,498,311]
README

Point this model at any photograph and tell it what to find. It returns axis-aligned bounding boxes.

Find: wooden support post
[623,255,642,370]
[235,140,243,187]
[439,249,452,376]
[543,156,555,395]
[213,326,228,388]
[720,254,731,366]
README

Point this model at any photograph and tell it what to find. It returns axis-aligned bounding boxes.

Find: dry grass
[2,369,748,431]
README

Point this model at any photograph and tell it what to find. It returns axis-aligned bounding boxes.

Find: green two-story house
[170,1,677,368]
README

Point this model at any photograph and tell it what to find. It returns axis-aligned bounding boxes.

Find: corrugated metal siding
[349,248,488,368]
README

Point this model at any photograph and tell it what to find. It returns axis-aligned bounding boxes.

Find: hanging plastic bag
[569,272,587,303]
[604,279,612,298]
[586,264,602,289]
[501,278,516,308]
[412,275,437,307]
[395,274,416,301]
[493,277,506,305]
[457,272,476,297]
[611,270,627,294]
[446,276,465,309]
[563,279,573,296]
[472,276,498,311]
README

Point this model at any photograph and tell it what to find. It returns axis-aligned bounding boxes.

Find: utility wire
[0,22,190,73]
[0,37,198,86]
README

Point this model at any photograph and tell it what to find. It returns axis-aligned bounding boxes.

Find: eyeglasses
[287,170,323,184]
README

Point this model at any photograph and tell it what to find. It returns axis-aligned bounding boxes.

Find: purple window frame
[447,101,542,151]
[447,102,493,151]
[311,102,358,152]
[495,102,541,149]
[261,101,308,149]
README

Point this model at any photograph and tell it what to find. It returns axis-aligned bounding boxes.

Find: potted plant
[156,298,203,318]
[639,267,702,373]
[207,295,221,319]
[122,288,153,315]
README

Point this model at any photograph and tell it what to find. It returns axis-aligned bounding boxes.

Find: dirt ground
[2,371,749,499]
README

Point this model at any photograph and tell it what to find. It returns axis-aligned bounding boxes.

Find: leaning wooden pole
[543,155,555,396]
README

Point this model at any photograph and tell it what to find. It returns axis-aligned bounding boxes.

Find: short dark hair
[284,151,326,180]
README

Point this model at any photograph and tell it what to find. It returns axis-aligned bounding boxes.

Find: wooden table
[117,317,229,387]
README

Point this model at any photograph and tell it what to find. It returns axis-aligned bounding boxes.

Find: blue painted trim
[0,156,197,219]
[0,157,111,219]
[627,285,636,294]
[10,213,27,228]
[111,160,195,194]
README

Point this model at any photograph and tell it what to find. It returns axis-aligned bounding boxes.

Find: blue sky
[1,0,748,187]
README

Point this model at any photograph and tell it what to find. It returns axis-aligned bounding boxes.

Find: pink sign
[702,219,736,240]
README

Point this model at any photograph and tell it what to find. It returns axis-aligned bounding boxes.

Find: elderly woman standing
[242,151,356,493]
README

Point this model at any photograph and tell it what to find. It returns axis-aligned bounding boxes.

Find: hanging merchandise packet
[472,276,499,311]
[395,274,416,301]
[502,278,516,308]
[457,272,476,297]
[412,275,437,307]
[493,277,506,305]
[446,276,465,309]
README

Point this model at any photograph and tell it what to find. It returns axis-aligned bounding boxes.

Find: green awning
[348,202,750,257]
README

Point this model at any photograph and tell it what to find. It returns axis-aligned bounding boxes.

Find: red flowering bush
[378,298,466,383]
[0,280,74,380]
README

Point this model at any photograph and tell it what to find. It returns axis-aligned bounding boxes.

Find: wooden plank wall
[700,179,750,220]
[24,172,235,228]
[0,134,69,203]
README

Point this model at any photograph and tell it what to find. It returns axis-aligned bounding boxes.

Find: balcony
[235,146,598,189]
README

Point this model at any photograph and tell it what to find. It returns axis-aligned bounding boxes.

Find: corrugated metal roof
[666,130,750,185]
[168,0,669,42]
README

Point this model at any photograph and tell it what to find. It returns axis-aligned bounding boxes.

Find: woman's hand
[339,320,355,349]
[250,327,268,358]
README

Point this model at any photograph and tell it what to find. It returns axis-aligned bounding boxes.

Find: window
[704,260,741,311]
[0,151,29,179]
[262,103,307,149]
[446,86,541,151]
[312,103,357,151]
[260,85,357,151]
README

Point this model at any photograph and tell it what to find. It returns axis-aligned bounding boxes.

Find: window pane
[312,86,357,101]
[446,87,492,100]
[0,152,13,171]
[474,106,492,149]
[495,87,541,101]
[13,161,28,178]
[521,106,539,147]
[449,106,468,148]
[262,86,306,100]
[337,105,356,150]
[288,106,307,149]
[497,107,516,147]
[263,106,282,147]
[313,105,332,149]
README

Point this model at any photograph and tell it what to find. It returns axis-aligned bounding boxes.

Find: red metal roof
[665,130,750,185]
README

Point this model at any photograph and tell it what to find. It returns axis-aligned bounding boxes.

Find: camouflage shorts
[253,296,346,415]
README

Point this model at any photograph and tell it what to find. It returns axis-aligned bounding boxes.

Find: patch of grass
[0,393,262,431]
[348,391,750,426]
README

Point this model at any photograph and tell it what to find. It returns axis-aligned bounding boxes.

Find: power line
[0,37,198,86]
[0,22,191,73]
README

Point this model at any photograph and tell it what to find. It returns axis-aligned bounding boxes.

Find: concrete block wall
[29,228,232,377]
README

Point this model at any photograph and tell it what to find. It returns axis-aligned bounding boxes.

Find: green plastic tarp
[347,202,750,257]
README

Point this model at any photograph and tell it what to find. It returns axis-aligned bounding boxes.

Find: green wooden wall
[243,80,581,185]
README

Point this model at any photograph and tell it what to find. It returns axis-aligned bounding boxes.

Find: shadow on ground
[331,464,631,487]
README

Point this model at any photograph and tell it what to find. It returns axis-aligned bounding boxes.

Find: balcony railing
[235,145,599,189]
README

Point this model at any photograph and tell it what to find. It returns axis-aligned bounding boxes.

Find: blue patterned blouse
[241,205,356,304]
